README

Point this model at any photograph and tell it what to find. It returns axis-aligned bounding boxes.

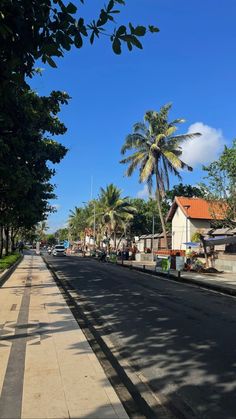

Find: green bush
[0,253,21,271]
[191,231,202,242]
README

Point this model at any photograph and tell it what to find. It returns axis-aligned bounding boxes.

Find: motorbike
[98,251,107,262]
[47,247,52,255]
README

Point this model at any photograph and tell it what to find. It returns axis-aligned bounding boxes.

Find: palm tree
[68,206,88,241]
[36,221,48,241]
[96,184,136,249]
[120,104,201,248]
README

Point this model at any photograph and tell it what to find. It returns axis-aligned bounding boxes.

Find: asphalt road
[44,254,236,419]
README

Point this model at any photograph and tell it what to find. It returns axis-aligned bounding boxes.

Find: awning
[203,236,236,246]
[211,228,232,235]
[183,242,200,247]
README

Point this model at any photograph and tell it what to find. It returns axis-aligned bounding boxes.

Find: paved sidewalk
[119,260,236,296]
[0,255,128,419]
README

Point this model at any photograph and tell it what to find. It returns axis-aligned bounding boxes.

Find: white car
[52,245,66,256]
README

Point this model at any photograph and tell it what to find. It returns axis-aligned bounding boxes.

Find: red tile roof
[167,197,227,221]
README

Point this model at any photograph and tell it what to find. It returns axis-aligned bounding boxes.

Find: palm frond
[133,122,148,135]
[140,154,155,182]
[165,159,182,180]
[120,150,146,165]
[147,177,153,195]
[163,150,193,172]
[170,118,185,125]
[169,132,201,144]
[121,133,147,155]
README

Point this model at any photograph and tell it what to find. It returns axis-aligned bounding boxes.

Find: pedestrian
[18,242,24,255]
[185,246,193,267]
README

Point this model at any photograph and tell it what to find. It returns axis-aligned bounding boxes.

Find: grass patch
[0,252,21,272]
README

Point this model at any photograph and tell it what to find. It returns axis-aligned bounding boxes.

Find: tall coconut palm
[96,184,136,249]
[120,104,201,248]
[36,221,48,241]
[68,206,89,240]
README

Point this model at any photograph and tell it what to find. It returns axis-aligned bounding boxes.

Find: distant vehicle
[52,245,66,257]
[47,247,52,255]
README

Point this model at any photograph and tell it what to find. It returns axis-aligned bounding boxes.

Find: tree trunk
[11,228,15,252]
[0,226,3,258]
[113,231,117,250]
[5,226,9,256]
[200,236,209,268]
[155,183,168,249]
[10,228,18,252]
[117,231,125,250]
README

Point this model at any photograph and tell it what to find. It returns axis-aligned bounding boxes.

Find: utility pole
[183,205,190,248]
[93,201,96,249]
[152,214,155,260]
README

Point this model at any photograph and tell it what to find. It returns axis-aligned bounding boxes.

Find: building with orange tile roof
[166,197,227,250]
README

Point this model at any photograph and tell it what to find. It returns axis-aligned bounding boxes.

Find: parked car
[52,245,66,256]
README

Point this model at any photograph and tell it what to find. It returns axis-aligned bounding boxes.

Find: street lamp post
[83,200,96,249]
[152,215,155,260]
[183,205,190,249]
[93,201,96,249]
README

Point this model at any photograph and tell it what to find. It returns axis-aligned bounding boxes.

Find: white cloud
[181,122,225,167]
[137,185,154,199]
[47,220,67,233]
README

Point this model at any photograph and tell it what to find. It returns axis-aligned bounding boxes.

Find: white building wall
[189,219,211,239]
[172,207,188,249]
[172,208,211,250]
[138,241,145,252]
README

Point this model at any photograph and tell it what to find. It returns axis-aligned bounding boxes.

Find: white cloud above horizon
[181,122,226,167]
[137,184,154,200]
[137,184,149,199]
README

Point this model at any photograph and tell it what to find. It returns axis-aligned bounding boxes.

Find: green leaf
[116,25,126,37]
[74,33,82,48]
[45,55,57,68]
[90,32,95,44]
[148,25,160,33]
[127,42,132,51]
[97,10,108,26]
[107,0,115,12]
[66,2,77,14]
[112,37,121,54]
[132,25,146,36]
[130,36,143,49]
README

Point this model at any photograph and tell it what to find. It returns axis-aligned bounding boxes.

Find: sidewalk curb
[0,254,24,287]
[43,256,174,419]
[115,261,236,297]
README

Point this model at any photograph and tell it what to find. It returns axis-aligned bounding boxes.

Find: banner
[156,256,171,273]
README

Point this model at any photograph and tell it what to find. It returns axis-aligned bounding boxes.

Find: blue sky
[30,0,236,232]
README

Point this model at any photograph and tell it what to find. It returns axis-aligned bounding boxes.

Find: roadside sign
[176,256,185,271]
[156,255,171,274]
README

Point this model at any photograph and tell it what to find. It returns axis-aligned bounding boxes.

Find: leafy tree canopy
[0,0,159,88]
[0,0,158,257]
[166,183,205,202]
[0,89,68,232]
[55,228,69,241]
[201,140,236,226]
[46,234,57,246]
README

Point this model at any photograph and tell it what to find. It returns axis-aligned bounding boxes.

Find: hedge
[0,253,21,272]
